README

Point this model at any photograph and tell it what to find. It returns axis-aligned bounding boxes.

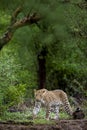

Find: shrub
[4,84,27,107]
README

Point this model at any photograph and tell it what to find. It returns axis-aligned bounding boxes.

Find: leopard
[33,88,73,120]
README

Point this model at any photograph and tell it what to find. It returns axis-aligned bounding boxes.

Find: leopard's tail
[62,92,73,116]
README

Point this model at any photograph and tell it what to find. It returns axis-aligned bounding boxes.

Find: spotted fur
[33,89,73,120]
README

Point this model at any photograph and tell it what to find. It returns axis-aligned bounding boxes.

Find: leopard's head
[34,89,47,102]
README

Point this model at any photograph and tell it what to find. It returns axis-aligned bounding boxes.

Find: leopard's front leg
[46,106,51,120]
[33,101,41,119]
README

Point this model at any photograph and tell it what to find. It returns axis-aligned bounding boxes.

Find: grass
[0,110,32,122]
[0,108,70,125]
[33,118,55,124]
[0,101,87,124]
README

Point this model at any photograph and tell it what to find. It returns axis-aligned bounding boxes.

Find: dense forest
[0,0,87,117]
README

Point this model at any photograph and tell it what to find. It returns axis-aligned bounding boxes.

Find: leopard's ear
[42,89,47,93]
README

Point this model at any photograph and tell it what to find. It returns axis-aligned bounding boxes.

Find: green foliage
[0,107,70,123]
[0,0,87,116]
[0,12,10,35]
[0,110,32,122]
[0,30,37,88]
[0,83,27,115]
[0,89,6,115]
[33,118,55,125]
[4,84,26,107]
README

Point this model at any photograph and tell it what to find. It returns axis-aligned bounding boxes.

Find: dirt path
[0,119,87,130]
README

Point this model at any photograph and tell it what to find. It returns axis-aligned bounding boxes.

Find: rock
[73,108,85,119]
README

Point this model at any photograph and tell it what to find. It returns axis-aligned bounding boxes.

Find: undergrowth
[0,108,70,124]
[0,102,87,124]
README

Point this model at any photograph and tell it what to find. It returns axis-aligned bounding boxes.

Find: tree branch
[0,8,41,50]
[13,12,41,29]
[11,6,22,24]
[76,2,87,9]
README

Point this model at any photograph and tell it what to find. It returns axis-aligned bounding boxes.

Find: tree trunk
[37,47,47,89]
